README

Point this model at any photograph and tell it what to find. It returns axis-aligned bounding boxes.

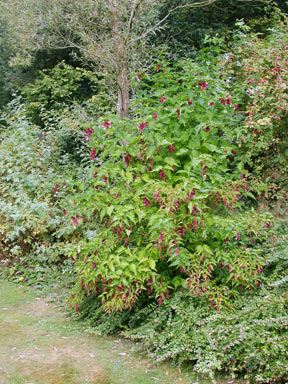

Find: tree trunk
[111,1,129,118]
[117,61,129,118]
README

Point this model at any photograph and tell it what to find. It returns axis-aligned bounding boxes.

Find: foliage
[221,21,288,208]
[73,221,288,383]
[0,101,74,268]
[21,62,111,126]
[156,1,288,57]
[66,50,272,314]
[0,6,287,384]
[123,225,288,383]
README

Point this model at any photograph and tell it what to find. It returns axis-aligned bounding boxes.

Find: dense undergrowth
[76,220,287,382]
[0,13,287,384]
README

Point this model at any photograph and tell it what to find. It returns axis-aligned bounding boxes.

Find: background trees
[0,0,275,114]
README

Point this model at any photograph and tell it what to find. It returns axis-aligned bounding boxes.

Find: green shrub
[21,62,113,127]
[66,50,272,313]
[222,21,288,209]
[0,101,69,266]
[74,222,288,383]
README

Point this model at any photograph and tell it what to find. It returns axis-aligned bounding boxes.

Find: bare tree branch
[126,0,146,40]
[129,0,217,43]
[129,0,270,43]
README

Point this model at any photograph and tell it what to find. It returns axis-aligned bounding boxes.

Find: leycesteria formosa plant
[65,55,272,313]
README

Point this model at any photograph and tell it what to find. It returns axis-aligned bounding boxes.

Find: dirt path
[0,281,199,384]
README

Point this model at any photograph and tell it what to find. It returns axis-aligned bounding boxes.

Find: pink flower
[169,144,175,154]
[159,170,166,181]
[192,204,198,216]
[180,266,185,273]
[103,121,111,130]
[160,96,166,103]
[224,238,229,244]
[63,209,66,217]
[157,64,160,72]
[72,217,78,227]
[137,74,141,80]
[190,190,195,200]
[175,199,180,210]
[175,247,179,256]
[143,197,150,208]
[53,183,59,196]
[115,193,119,199]
[187,99,193,105]
[103,175,108,184]
[236,232,240,241]
[204,126,210,132]
[209,101,214,106]
[197,81,207,91]
[90,149,96,160]
[233,103,238,110]
[154,112,158,121]
[138,122,148,132]
[159,233,164,242]
[272,115,281,121]
[73,199,76,208]
[219,95,231,106]
[84,128,94,140]
[176,109,180,120]
[93,171,98,178]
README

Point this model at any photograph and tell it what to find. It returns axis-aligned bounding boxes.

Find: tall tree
[1,0,268,116]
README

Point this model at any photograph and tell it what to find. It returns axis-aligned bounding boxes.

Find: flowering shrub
[72,221,287,383]
[222,22,288,209]
[67,56,272,313]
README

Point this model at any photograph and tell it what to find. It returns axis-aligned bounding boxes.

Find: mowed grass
[0,280,202,384]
